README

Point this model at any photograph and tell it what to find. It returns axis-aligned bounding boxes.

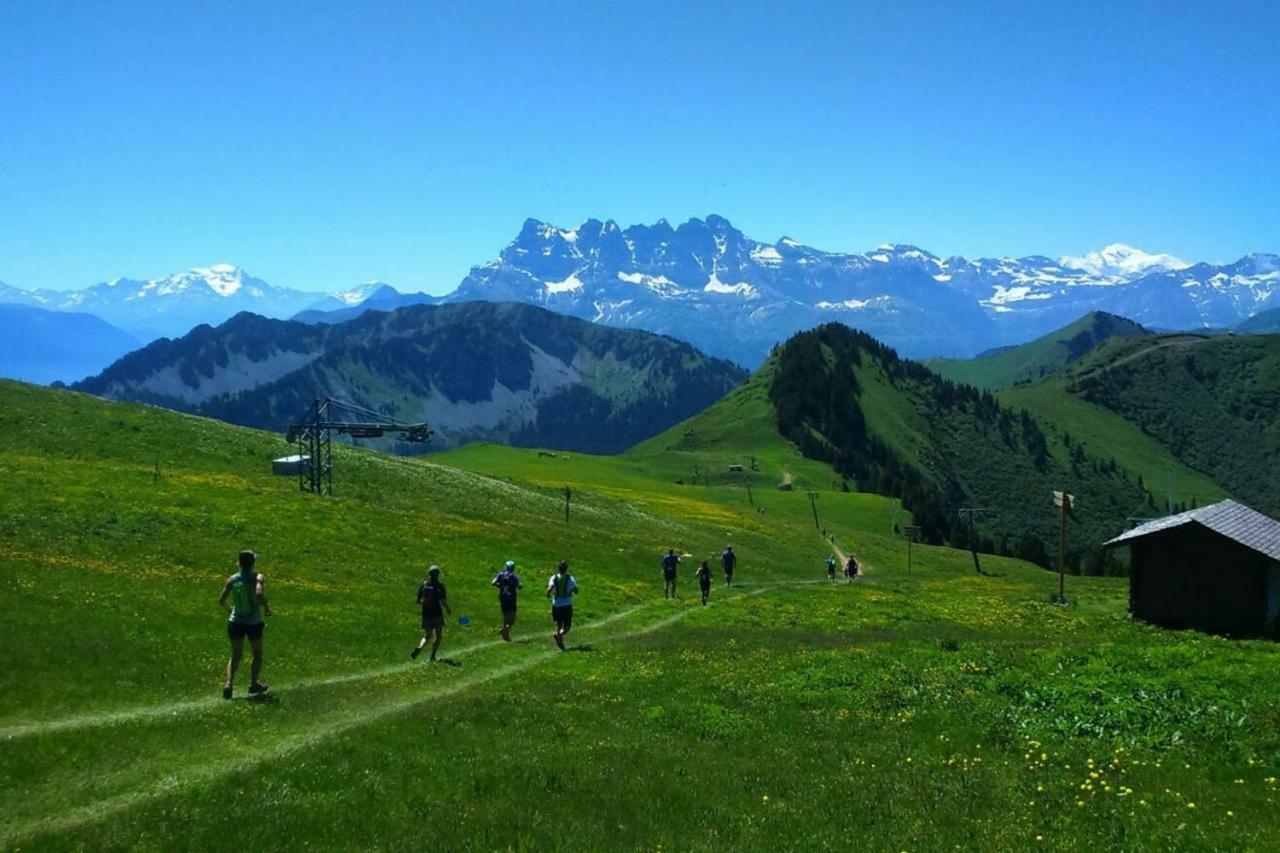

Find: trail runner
[492,560,522,641]
[547,560,578,650]
[412,566,451,661]
[219,550,272,699]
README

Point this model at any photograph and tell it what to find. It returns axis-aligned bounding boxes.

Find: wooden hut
[1104,499,1280,639]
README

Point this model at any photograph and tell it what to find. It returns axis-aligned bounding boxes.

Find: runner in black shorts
[492,560,522,641]
[547,560,578,650]
[413,565,451,661]
[661,548,681,599]
[721,545,736,586]
[218,549,272,699]
[696,559,712,605]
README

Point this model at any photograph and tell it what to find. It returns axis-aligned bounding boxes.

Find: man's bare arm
[218,576,234,612]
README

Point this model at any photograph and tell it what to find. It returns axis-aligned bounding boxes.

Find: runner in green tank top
[218,550,272,699]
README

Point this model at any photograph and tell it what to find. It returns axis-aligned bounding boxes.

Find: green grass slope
[929,311,1148,391]
[3,380,1280,850]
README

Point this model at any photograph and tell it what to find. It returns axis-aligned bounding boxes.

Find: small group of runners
[219,552,582,697]
[410,559,580,660]
[660,545,736,605]
[223,544,834,697]
[826,553,860,583]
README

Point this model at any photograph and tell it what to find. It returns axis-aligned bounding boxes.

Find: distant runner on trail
[696,559,713,606]
[721,545,736,586]
[492,560,522,641]
[844,555,860,582]
[547,560,578,650]
[661,549,681,599]
[218,550,272,700]
[412,566,451,661]
[826,554,838,583]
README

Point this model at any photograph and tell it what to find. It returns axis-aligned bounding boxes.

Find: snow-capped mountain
[443,216,995,364]
[1058,244,1189,281]
[0,267,397,342]
[439,217,1278,364]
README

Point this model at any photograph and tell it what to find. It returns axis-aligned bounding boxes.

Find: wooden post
[1054,492,1073,602]
[564,486,571,523]
[806,491,820,530]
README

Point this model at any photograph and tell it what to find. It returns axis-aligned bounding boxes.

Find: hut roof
[1104,499,1280,561]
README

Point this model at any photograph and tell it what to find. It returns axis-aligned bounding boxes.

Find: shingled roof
[1104,499,1280,561]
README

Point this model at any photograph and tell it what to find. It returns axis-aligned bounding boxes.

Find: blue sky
[2,0,1277,293]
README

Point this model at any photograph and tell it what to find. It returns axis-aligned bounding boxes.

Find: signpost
[903,525,923,574]
[1053,491,1075,603]
[806,491,821,530]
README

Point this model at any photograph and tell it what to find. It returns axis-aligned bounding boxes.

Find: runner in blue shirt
[492,560,522,641]
[661,548,681,599]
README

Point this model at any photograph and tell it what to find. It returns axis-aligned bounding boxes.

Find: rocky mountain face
[74,302,747,454]
[439,217,1278,365]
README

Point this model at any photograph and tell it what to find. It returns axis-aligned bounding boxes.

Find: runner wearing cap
[491,560,522,641]
[412,565,451,662]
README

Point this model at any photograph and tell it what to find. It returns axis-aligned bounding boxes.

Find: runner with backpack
[826,553,838,583]
[492,561,522,641]
[844,555,860,582]
[219,549,272,699]
[547,560,578,650]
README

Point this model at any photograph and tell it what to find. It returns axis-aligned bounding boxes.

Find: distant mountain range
[74,302,746,453]
[3,216,1277,373]
[0,304,139,385]
[435,217,1278,365]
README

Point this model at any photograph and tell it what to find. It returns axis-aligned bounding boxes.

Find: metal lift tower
[286,398,432,496]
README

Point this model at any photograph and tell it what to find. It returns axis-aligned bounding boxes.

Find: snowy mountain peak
[181,264,247,297]
[1059,244,1189,281]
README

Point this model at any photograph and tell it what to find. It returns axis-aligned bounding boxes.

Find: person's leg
[553,610,565,648]
[249,634,265,687]
[430,626,443,660]
[225,634,244,694]
[413,629,429,658]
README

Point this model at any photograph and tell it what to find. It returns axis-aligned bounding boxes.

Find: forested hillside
[768,324,1155,571]
[1066,334,1280,515]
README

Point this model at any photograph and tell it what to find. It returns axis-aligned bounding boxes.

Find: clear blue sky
[2,0,1277,293]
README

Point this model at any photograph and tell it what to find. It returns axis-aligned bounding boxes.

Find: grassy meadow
[1,379,1278,850]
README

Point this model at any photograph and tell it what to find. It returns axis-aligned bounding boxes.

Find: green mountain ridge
[74,302,747,454]
[929,311,1148,390]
